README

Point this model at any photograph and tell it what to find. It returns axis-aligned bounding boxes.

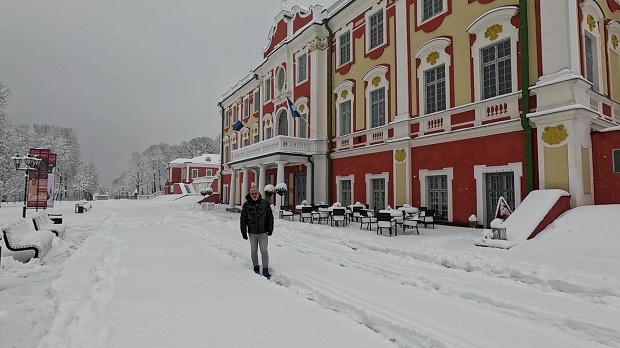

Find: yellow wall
[543,145,569,192]
[581,146,592,195]
[610,51,620,101]
[394,150,407,205]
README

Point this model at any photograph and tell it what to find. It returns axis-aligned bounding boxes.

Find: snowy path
[2,199,620,348]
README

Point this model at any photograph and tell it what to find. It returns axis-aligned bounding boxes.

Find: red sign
[27,149,57,209]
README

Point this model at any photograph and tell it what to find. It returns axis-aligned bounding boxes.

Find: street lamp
[11,154,42,218]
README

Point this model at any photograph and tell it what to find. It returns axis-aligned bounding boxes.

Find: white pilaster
[229,169,237,209]
[241,167,249,201]
[395,0,409,117]
[259,164,266,197]
[538,0,581,82]
[306,161,313,205]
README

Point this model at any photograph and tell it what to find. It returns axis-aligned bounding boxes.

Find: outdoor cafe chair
[376,212,397,237]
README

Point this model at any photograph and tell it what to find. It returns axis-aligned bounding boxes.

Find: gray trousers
[249,233,269,268]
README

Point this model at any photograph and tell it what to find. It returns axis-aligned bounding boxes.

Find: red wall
[171,168,182,183]
[592,130,620,204]
[332,150,393,206]
[411,131,530,224]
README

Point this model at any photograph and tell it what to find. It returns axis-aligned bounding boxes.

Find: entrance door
[485,172,515,227]
[370,178,386,211]
[295,172,306,205]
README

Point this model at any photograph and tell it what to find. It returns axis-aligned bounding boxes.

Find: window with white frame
[233,104,238,122]
[265,118,272,139]
[370,88,386,128]
[224,109,230,128]
[192,169,198,179]
[252,126,259,143]
[297,53,307,84]
[427,175,448,220]
[614,149,620,173]
[466,6,519,102]
[231,135,237,151]
[298,114,307,138]
[339,100,352,136]
[254,90,260,113]
[365,173,388,211]
[422,0,443,21]
[368,10,384,50]
[277,109,288,136]
[339,31,351,66]
[207,169,213,177]
[425,64,446,114]
[242,133,249,147]
[580,0,604,93]
[340,180,352,207]
[264,77,271,102]
[244,98,249,118]
[481,39,512,100]
[276,67,286,92]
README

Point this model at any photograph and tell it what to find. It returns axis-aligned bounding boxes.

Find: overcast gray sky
[0,0,329,187]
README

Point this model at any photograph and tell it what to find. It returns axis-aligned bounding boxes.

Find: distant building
[165,154,221,195]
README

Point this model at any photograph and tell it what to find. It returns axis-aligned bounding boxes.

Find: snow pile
[504,189,569,241]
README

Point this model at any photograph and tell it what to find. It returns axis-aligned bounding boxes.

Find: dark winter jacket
[240,194,274,236]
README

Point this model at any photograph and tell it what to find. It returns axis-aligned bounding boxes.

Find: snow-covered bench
[32,212,66,239]
[1,220,55,260]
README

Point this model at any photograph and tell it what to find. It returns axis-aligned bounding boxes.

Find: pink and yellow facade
[219,0,620,227]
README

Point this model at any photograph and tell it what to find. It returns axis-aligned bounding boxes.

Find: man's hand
[267,231,272,236]
[242,233,248,240]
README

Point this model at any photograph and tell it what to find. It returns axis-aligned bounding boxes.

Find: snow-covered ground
[1,197,619,348]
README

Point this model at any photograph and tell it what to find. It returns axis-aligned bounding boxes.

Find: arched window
[277,109,288,136]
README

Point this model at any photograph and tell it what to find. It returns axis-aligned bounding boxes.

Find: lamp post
[11,154,42,218]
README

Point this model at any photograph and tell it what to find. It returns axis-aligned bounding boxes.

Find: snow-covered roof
[168,154,221,166]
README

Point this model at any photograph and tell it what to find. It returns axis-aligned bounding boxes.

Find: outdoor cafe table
[397,207,419,216]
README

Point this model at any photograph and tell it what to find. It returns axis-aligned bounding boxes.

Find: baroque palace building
[218,0,620,227]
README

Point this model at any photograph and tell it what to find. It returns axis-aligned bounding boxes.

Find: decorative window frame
[207,169,213,177]
[418,167,453,222]
[191,169,198,179]
[263,74,272,104]
[417,0,449,25]
[413,37,452,115]
[263,113,273,139]
[363,65,390,129]
[294,97,309,138]
[473,162,522,227]
[334,80,355,136]
[251,123,260,143]
[364,172,389,209]
[580,0,605,92]
[275,65,287,93]
[466,6,519,101]
[295,49,309,86]
[240,127,250,147]
[336,24,353,68]
[275,107,289,136]
[365,3,387,54]
[336,175,355,205]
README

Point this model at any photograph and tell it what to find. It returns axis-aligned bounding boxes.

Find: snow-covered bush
[482,229,494,239]
[490,218,505,229]
[264,184,275,198]
[301,200,308,206]
[274,183,287,196]
[332,202,342,207]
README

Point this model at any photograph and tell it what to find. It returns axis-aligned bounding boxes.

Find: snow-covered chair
[419,209,435,229]
[2,220,54,261]
[300,206,313,223]
[280,205,294,221]
[331,207,346,227]
[32,212,66,239]
[376,212,397,236]
[359,209,377,230]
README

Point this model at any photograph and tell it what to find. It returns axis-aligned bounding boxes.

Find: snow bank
[504,189,569,241]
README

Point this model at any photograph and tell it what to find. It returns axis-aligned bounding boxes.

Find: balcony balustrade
[231,135,324,163]
[587,90,620,125]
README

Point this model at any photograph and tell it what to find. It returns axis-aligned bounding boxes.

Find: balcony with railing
[587,90,620,126]
[231,135,326,163]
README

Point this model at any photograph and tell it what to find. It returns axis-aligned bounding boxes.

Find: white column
[306,161,313,205]
[395,0,409,117]
[258,164,266,197]
[276,160,286,208]
[538,0,581,81]
[241,167,249,201]
[229,169,237,209]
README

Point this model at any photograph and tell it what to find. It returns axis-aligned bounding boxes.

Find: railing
[587,91,620,125]
[336,123,391,150]
[231,135,323,162]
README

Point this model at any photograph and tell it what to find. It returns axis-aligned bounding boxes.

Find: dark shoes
[262,267,271,279]
[253,265,260,274]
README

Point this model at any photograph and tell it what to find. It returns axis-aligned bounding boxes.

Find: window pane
[339,32,351,64]
[614,149,620,173]
[298,54,307,82]
[370,87,386,128]
[371,178,385,210]
[427,175,448,219]
[341,180,352,207]
[278,111,288,136]
[339,101,352,136]
[264,78,271,101]
[299,116,307,138]
[481,39,511,100]
[424,64,446,114]
[369,11,383,49]
[423,0,443,21]
[254,91,260,112]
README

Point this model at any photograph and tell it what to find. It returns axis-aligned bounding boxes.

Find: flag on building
[232,120,243,131]
[287,97,301,118]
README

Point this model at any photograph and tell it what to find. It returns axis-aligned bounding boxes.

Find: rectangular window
[253,131,259,144]
[233,105,238,122]
[264,77,271,102]
[427,175,448,220]
[297,54,307,83]
[424,64,446,114]
[244,98,249,118]
[206,169,212,177]
[369,11,384,50]
[231,141,237,151]
[225,109,230,127]
[370,87,386,128]
[298,116,307,138]
[481,39,512,100]
[265,127,272,139]
[422,0,443,21]
[371,178,385,211]
[339,100,352,136]
[340,180,352,207]
[254,90,260,113]
[339,32,351,65]
[584,33,599,91]
[243,137,249,147]
[191,169,198,179]
[614,149,620,173]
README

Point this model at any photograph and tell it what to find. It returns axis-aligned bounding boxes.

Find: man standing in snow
[240,187,274,279]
